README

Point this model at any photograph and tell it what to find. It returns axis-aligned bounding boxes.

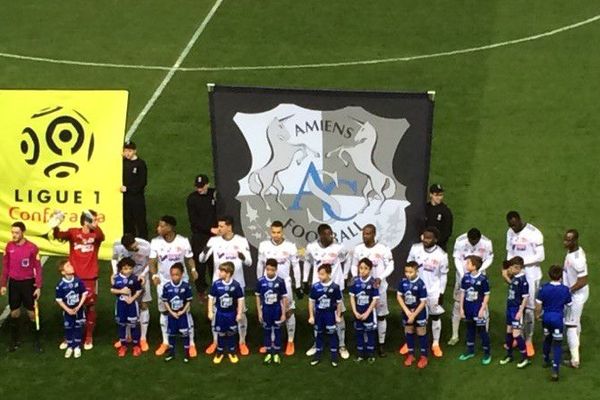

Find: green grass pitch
[1,0,600,399]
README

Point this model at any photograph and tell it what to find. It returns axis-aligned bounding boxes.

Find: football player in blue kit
[349,258,379,363]
[161,263,194,363]
[111,257,143,358]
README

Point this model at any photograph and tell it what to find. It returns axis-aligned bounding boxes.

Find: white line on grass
[0,13,598,73]
[0,256,49,328]
[124,0,224,140]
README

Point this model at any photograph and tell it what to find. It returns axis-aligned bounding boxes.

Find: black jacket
[425,202,453,250]
[122,158,147,196]
[186,188,217,236]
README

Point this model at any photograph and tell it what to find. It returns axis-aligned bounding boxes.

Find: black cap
[429,183,444,193]
[195,174,209,188]
[123,141,137,150]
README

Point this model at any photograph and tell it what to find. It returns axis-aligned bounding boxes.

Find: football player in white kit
[149,216,199,358]
[505,211,544,357]
[448,228,493,346]
[256,220,301,356]
[303,224,350,359]
[350,224,394,357]
[403,227,449,358]
[199,215,252,356]
[563,229,589,368]
[111,233,152,352]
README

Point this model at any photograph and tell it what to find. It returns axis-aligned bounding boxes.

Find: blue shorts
[63,309,86,329]
[315,311,337,334]
[167,312,193,336]
[354,311,377,331]
[261,306,283,329]
[115,300,139,326]
[464,303,487,326]
[543,313,564,340]
[402,308,428,327]
[505,306,522,329]
[214,311,238,334]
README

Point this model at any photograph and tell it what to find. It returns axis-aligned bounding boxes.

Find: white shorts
[565,292,588,327]
[427,295,444,316]
[284,278,296,311]
[376,280,389,317]
[141,275,152,303]
[524,273,540,310]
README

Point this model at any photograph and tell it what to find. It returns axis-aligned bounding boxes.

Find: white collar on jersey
[320,279,333,287]
[423,244,438,253]
[359,276,372,283]
[62,276,75,283]
[514,272,525,278]
[409,277,420,283]
[550,281,561,286]
[170,280,183,287]
[469,272,482,279]
[222,278,233,285]
[265,275,278,282]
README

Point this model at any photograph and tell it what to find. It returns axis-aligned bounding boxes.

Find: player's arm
[129,280,143,303]
[198,243,214,263]
[569,259,588,293]
[52,227,71,241]
[207,295,215,321]
[94,224,105,243]
[335,298,343,322]
[302,250,312,283]
[365,295,380,319]
[349,292,359,318]
[438,254,449,304]
[413,297,427,317]
[381,250,395,281]
[149,257,160,286]
[459,288,466,319]
[163,298,177,318]
[256,246,265,279]
[349,251,359,278]
[523,233,544,266]
[280,295,288,322]
[31,249,42,298]
[55,299,75,315]
[308,298,315,324]
[341,249,351,279]
[481,242,494,273]
[236,296,245,322]
[255,291,263,322]
[517,292,529,321]
[183,238,198,281]
[1,245,10,294]
[238,240,252,267]
[396,292,411,316]
[480,279,490,316]
[534,299,543,320]
[290,247,302,289]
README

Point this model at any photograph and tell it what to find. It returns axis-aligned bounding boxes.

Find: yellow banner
[0,90,128,260]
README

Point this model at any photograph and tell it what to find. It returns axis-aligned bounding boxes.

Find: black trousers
[191,233,213,293]
[123,194,148,240]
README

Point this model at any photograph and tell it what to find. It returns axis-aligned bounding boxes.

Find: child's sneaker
[118,346,127,358]
[263,354,273,365]
[367,357,376,364]
[164,353,175,362]
[259,346,267,354]
[481,354,492,365]
[140,339,149,352]
[306,345,317,357]
[285,342,295,356]
[132,346,142,357]
[273,354,281,365]
[354,356,365,363]
[213,353,224,364]
[404,354,415,367]
[64,348,73,359]
[310,358,321,366]
[331,361,339,368]
[417,356,428,369]
[499,356,513,365]
[74,347,82,359]
[398,343,408,355]
[239,343,250,356]
[113,340,122,349]
[205,342,217,355]
[459,352,475,361]
[551,372,559,382]
[517,358,531,369]
[183,356,190,364]
[228,354,239,364]
[188,344,197,358]
[59,341,68,350]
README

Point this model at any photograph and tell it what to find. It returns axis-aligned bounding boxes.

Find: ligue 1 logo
[234,104,412,250]
[20,106,95,179]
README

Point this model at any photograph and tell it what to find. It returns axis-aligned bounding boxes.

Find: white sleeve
[350,250,359,278]
[241,238,252,267]
[110,259,118,276]
[290,244,301,288]
[380,247,394,280]
[149,240,158,259]
[523,231,544,266]
[439,253,449,294]
[341,248,351,278]
[454,257,465,280]
[256,243,266,279]
[183,238,194,259]
[481,241,494,272]
[199,237,215,263]
[407,245,416,263]
[302,247,312,283]
[575,255,588,277]
[505,230,513,258]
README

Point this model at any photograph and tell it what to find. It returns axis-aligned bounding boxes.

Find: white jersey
[564,247,589,298]
[149,234,192,283]
[350,242,394,281]
[407,243,449,298]
[452,233,494,280]
[257,239,301,288]
[112,238,151,276]
[200,234,252,289]
[506,223,544,276]
[303,241,348,289]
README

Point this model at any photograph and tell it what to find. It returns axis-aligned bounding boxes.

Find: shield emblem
[234,104,410,250]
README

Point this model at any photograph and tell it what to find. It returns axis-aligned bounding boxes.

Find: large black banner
[209,85,434,287]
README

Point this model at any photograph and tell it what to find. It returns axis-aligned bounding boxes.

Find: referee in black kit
[425,184,453,251]
[186,174,217,299]
[121,141,148,239]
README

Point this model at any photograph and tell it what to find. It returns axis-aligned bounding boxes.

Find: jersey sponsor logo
[232,105,412,251]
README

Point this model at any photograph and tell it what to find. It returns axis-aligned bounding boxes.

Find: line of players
[45,209,588,378]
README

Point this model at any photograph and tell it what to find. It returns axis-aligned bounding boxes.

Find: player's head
[217,215,234,236]
[466,255,483,273]
[429,184,444,205]
[218,261,235,280]
[10,221,26,242]
[157,215,177,237]
[265,258,278,279]
[117,257,135,276]
[563,229,579,251]
[404,261,419,280]
[467,228,481,246]
[506,211,524,233]
[317,263,332,282]
[362,224,376,246]
[121,233,138,251]
[358,257,373,279]
[170,262,184,284]
[318,224,333,247]
[270,220,284,244]
[421,227,439,248]
[58,259,74,276]
[548,264,563,281]
[80,209,98,229]
[123,141,137,159]
[505,256,524,277]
